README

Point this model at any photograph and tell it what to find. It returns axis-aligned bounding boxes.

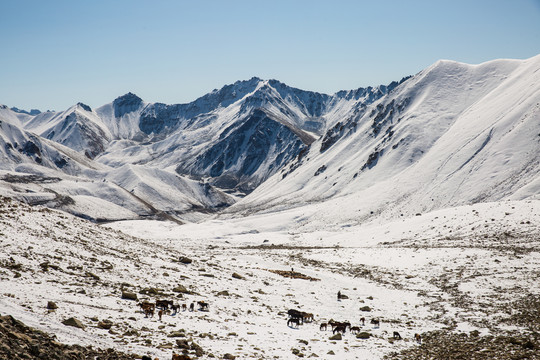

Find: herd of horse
[287,308,422,343]
[138,299,209,320]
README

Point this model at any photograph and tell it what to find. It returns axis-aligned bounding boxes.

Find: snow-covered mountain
[0,105,235,222]
[94,78,394,193]
[1,55,538,223]
[228,55,540,229]
[24,102,112,159]
[2,77,394,198]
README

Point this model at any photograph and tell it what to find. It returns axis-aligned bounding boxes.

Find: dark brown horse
[333,325,347,334]
[197,301,209,311]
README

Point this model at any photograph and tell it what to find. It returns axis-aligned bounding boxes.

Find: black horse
[287,309,304,324]
[287,318,301,328]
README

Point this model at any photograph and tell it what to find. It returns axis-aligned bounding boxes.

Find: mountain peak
[113,92,143,118]
[76,102,92,112]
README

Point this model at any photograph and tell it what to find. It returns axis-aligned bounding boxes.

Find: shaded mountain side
[176,109,309,193]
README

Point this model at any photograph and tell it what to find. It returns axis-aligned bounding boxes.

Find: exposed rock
[191,341,204,357]
[329,333,342,340]
[121,291,137,300]
[46,301,58,310]
[61,317,85,329]
[232,272,244,279]
[223,353,236,360]
[173,284,191,294]
[176,339,190,348]
[85,271,100,280]
[357,332,371,339]
[169,331,186,338]
[97,320,113,330]
[179,256,193,264]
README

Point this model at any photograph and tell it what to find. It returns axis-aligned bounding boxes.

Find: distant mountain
[10,107,41,116]
[0,105,235,222]
[24,103,112,159]
[94,78,393,193]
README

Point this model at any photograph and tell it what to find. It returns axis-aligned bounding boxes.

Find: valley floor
[1,197,539,359]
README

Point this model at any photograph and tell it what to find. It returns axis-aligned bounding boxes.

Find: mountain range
[0,55,538,223]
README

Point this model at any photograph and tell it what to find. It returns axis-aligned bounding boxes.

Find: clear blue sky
[1,0,539,111]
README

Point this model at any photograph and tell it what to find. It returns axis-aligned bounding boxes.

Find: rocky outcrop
[0,315,134,360]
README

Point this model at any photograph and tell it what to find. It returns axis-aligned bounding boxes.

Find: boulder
[173,285,189,294]
[121,291,137,300]
[178,256,193,264]
[97,320,112,330]
[62,317,85,329]
[47,301,58,310]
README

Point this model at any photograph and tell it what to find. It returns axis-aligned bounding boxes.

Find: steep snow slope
[230,55,540,227]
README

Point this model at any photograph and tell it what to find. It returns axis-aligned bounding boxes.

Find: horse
[370,319,380,328]
[287,309,304,324]
[197,301,209,311]
[189,302,195,312]
[350,326,361,334]
[393,331,402,340]
[181,303,187,311]
[329,321,350,331]
[414,333,422,343]
[170,304,179,315]
[320,323,327,331]
[302,313,314,322]
[156,299,173,310]
[138,301,155,312]
[333,325,347,334]
[144,307,154,318]
[287,318,300,328]
[158,310,164,321]
[359,317,365,326]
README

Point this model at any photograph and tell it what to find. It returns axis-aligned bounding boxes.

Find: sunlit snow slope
[230,55,540,227]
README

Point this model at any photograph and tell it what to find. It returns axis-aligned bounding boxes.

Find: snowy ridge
[24,103,112,159]
[229,55,540,229]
